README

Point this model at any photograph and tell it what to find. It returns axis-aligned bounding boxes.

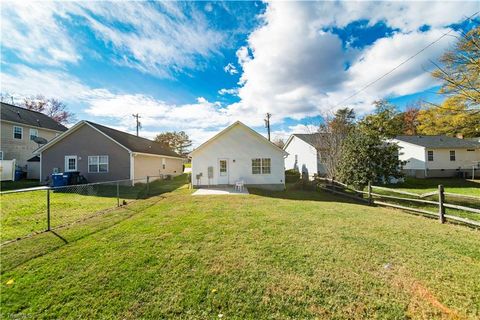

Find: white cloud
[1,1,224,78]
[0,2,80,66]
[218,88,238,95]
[230,1,476,122]
[223,63,238,75]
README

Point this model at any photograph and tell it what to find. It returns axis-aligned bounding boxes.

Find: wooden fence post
[438,184,445,223]
[368,181,372,205]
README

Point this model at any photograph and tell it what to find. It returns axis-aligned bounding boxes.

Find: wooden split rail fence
[317,178,480,228]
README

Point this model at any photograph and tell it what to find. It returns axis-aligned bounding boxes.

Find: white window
[88,155,109,173]
[449,150,456,161]
[427,150,434,161]
[65,156,77,172]
[29,128,38,141]
[252,158,261,174]
[162,158,166,170]
[13,126,23,139]
[252,158,271,174]
[261,158,271,174]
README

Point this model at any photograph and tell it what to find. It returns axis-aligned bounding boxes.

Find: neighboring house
[283,133,328,178]
[392,135,480,178]
[190,121,287,190]
[0,102,67,168]
[36,120,184,183]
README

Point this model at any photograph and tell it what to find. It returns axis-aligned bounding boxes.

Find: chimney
[456,133,464,139]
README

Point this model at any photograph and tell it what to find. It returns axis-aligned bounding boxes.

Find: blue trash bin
[52,173,68,187]
[14,170,24,181]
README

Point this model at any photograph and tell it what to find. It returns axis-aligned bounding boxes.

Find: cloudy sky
[1,1,478,145]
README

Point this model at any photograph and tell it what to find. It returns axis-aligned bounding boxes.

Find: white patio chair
[235,180,245,192]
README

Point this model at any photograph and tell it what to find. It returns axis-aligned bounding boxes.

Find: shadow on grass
[1,191,173,273]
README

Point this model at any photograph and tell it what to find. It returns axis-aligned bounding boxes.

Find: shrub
[285,169,300,183]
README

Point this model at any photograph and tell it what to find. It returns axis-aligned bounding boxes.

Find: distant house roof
[287,133,330,149]
[37,120,183,158]
[1,102,68,132]
[85,121,182,158]
[394,135,480,149]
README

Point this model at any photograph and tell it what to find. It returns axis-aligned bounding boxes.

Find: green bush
[285,169,300,183]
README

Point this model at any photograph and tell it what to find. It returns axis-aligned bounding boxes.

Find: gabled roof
[190,121,288,156]
[285,133,330,149]
[1,102,68,132]
[394,135,480,149]
[37,120,183,158]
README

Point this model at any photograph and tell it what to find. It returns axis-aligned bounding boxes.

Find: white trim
[1,119,65,133]
[39,153,42,182]
[130,152,135,181]
[64,155,78,172]
[190,121,288,156]
[13,125,23,140]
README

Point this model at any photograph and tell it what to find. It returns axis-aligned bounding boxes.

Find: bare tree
[22,96,75,124]
[272,136,285,148]
[310,108,356,178]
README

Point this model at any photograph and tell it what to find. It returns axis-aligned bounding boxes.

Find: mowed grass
[385,177,480,196]
[1,179,480,319]
[0,176,187,242]
[1,180,40,192]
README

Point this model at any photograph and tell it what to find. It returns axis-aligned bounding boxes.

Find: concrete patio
[192,186,249,196]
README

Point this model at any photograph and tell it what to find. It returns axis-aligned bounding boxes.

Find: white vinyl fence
[0,159,16,181]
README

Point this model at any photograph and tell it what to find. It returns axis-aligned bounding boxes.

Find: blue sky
[1,1,478,145]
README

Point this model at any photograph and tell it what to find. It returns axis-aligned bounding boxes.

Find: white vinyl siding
[88,155,109,173]
[13,126,23,139]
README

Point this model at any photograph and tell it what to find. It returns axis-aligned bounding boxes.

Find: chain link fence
[1,175,176,245]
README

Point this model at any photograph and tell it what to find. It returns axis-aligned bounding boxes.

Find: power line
[332,11,479,110]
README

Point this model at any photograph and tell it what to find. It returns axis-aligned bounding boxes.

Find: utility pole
[132,113,141,136]
[264,113,271,141]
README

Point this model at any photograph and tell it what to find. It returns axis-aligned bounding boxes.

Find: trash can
[52,173,68,187]
[14,170,24,181]
[63,171,81,185]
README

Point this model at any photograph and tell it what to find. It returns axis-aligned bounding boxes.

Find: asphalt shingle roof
[394,135,480,149]
[86,121,182,158]
[1,102,68,132]
[293,133,330,148]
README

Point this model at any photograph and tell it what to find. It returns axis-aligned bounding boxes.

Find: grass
[0,180,40,192]
[0,176,187,243]
[384,177,480,196]
[184,163,192,168]
[1,177,480,319]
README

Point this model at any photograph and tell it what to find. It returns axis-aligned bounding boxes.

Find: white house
[190,121,288,190]
[392,135,480,178]
[283,133,328,178]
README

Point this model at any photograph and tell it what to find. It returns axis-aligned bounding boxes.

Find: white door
[64,155,78,172]
[218,158,228,184]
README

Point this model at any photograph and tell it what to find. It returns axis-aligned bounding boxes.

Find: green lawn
[0,176,187,243]
[0,180,40,192]
[1,179,480,319]
[385,177,480,196]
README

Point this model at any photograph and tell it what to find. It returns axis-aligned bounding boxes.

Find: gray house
[37,120,184,183]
